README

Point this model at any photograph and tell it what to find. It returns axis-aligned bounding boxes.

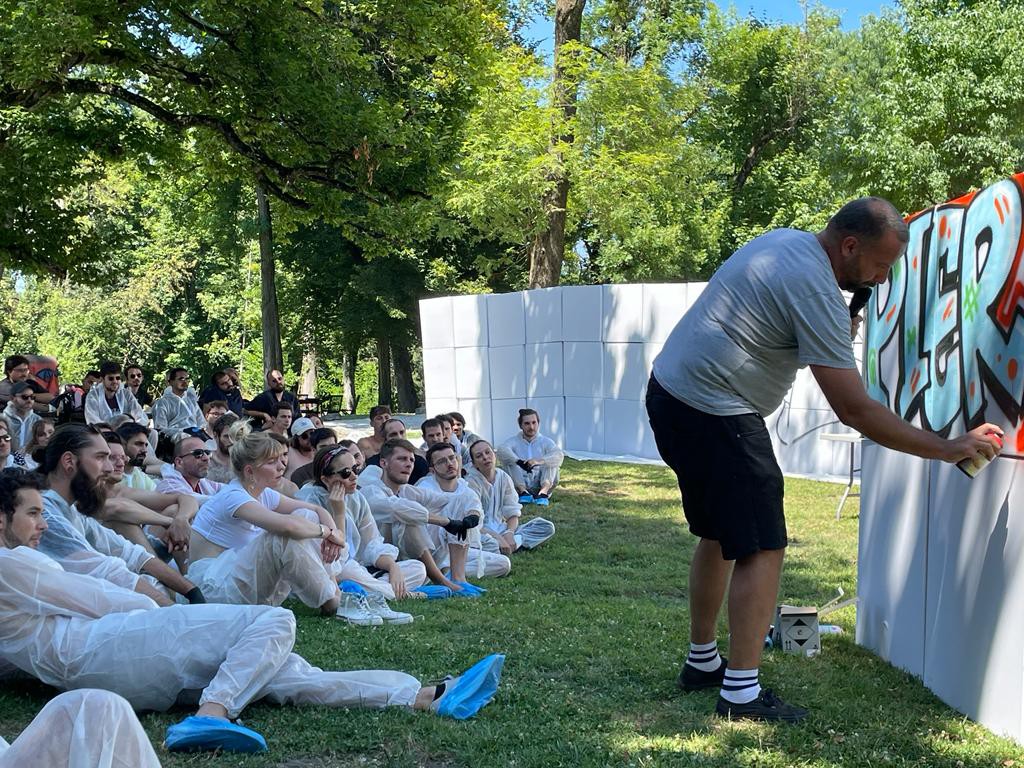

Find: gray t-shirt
[653,229,856,416]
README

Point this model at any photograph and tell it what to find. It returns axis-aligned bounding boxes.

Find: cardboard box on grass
[772,590,856,656]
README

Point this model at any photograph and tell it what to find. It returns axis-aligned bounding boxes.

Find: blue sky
[523,1,896,54]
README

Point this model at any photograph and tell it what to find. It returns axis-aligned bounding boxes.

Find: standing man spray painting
[646,197,1003,721]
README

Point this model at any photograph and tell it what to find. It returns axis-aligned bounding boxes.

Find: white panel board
[526,343,563,399]
[451,294,489,348]
[765,406,843,478]
[856,444,929,677]
[456,398,493,447]
[602,284,645,343]
[420,297,455,350]
[422,347,457,401]
[524,287,563,344]
[561,285,603,342]
[563,342,604,398]
[602,398,648,457]
[642,283,689,343]
[425,397,460,423]
[786,366,833,412]
[486,292,526,347]
[487,345,526,400]
[923,459,1024,741]
[564,397,604,454]
[454,346,490,400]
[602,343,649,401]
[528,396,565,446]
[491,398,529,446]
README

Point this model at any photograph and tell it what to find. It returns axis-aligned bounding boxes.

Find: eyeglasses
[0,435,11,443]
[15,394,34,401]
[324,466,355,480]
[432,454,458,467]
[106,375,122,382]
[184,449,212,458]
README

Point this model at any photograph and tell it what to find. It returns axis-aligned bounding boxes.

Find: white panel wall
[420,284,849,478]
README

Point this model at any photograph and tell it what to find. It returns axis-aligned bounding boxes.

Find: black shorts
[645,374,786,560]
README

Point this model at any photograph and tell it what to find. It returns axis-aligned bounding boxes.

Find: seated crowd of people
[0,354,565,757]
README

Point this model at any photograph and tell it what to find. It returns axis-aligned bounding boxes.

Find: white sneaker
[365,592,414,625]
[336,593,383,626]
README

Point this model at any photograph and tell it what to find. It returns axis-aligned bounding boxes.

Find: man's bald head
[826,197,908,245]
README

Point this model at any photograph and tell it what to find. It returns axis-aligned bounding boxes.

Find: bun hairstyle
[517,408,539,426]
[227,419,287,476]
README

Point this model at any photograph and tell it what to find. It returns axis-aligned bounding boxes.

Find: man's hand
[942,424,1004,464]
[165,517,192,553]
[850,315,863,340]
[388,565,409,599]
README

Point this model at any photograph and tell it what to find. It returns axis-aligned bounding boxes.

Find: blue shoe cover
[518,493,534,504]
[340,580,368,595]
[165,715,267,753]
[412,585,453,600]
[534,496,549,507]
[452,581,487,597]
[436,653,505,720]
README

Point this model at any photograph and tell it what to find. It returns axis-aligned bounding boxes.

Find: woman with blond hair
[186,420,349,617]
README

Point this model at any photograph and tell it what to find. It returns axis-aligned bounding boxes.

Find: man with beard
[208,412,240,483]
[360,439,480,595]
[199,369,245,416]
[157,434,224,501]
[364,419,429,484]
[151,368,206,440]
[84,361,148,426]
[244,369,300,427]
[357,405,392,459]
[36,424,205,606]
[116,422,162,490]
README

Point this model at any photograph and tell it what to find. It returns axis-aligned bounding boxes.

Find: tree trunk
[341,348,357,414]
[256,185,283,375]
[391,343,418,413]
[299,342,317,398]
[376,337,393,408]
[527,0,586,289]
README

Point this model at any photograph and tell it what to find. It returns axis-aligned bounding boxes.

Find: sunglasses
[324,466,355,480]
[0,435,10,444]
[15,394,34,401]
[127,372,143,379]
[185,449,212,458]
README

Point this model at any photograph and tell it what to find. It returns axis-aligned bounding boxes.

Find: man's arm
[811,365,1003,463]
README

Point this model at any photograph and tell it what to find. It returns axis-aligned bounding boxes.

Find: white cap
[292,417,316,436]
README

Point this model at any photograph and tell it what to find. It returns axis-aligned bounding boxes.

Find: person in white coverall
[466,438,555,552]
[150,367,206,440]
[0,689,161,768]
[416,442,511,579]
[495,408,564,505]
[84,362,147,426]
[0,468,503,753]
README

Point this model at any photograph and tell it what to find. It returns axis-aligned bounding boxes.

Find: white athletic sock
[685,640,722,672]
[720,667,760,704]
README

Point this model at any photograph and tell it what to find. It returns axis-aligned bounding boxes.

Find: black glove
[461,514,480,531]
[185,586,207,604]
[516,459,533,473]
[443,518,467,539]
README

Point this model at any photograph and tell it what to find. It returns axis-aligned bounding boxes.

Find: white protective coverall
[359,473,479,569]
[295,485,426,598]
[465,466,555,550]
[415,475,511,578]
[150,386,206,438]
[0,546,421,719]
[0,689,161,768]
[84,384,147,426]
[1,403,40,454]
[187,481,341,609]
[495,432,564,496]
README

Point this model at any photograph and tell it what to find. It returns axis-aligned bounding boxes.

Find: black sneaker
[677,657,727,692]
[715,688,808,722]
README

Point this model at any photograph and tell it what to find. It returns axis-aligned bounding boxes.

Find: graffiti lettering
[866,174,1024,457]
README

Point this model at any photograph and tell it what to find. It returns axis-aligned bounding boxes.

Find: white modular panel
[487,345,527,400]
[923,459,1024,742]
[422,347,457,401]
[563,342,604,398]
[425,397,460,422]
[561,285,603,342]
[602,343,649,401]
[686,282,707,307]
[451,294,489,348]
[454,346,490,400]
[486,292,526,347]
[419,297,455,350]
[526,342,564,399]
[524,287,563,343]
[765,407,842,478]
[564,397,605,454]
[456,398,493,447]
[642,283,689,343]
[856,444,930,678]
[527,396,566,446]
[491,398,529,447]
[602,398,648,457]
[786,366,834,412]
[602,284,645,343]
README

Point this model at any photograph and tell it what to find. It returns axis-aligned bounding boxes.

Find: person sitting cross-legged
[360,439,480,596]
[0,469,505,756]
[297,445,426,624]
[417,442,511,581]
[496,408,564,506]
[466,438,555,554]
[152,367,207,441]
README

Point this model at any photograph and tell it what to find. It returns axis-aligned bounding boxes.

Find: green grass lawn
[3,458,1024,766]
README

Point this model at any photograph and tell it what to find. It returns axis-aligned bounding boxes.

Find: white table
[819,432,863,519]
